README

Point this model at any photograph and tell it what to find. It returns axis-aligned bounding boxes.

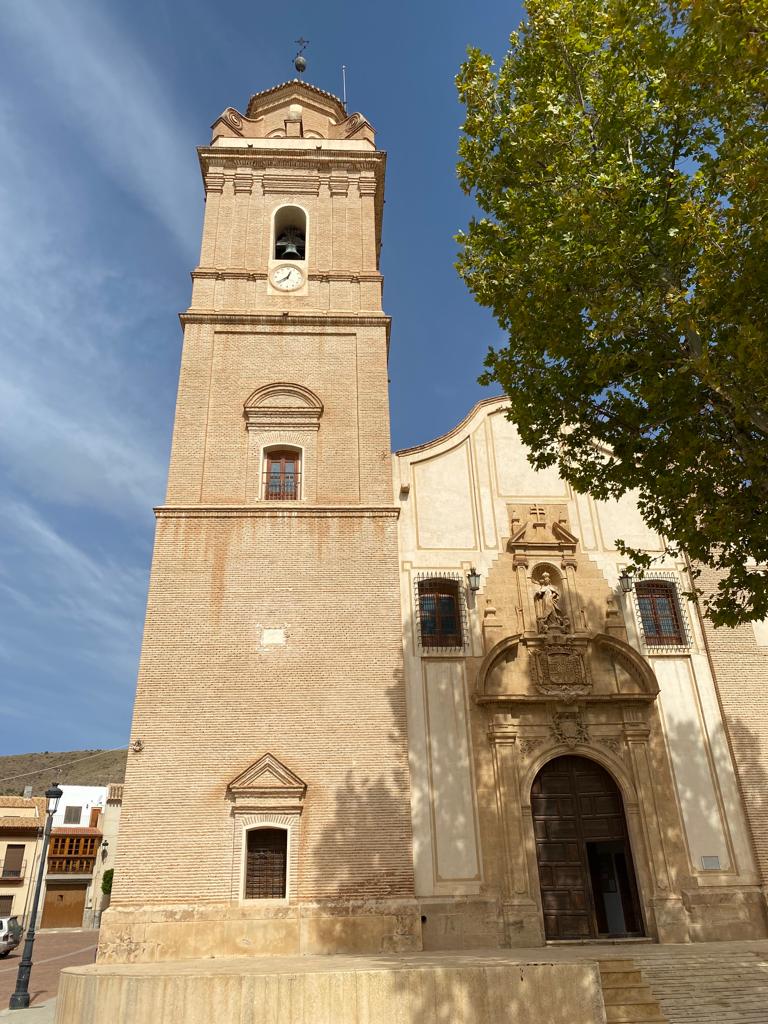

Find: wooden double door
[532,755,644,940]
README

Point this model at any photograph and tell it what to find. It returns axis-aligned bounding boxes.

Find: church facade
[99,79,768,968]
[395,401,766,948]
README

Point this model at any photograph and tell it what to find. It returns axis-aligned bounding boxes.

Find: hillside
[0,748,128,796]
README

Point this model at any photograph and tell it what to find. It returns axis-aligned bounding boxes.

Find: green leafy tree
[456,0,768,625]
[101,868,113,897]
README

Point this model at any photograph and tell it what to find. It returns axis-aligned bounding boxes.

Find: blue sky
[0,1,519,756]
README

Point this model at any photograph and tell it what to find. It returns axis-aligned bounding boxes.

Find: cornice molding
[190,269,383,283]
[179,311,391,329]
[198,147,385,175]
[155,505,400,520]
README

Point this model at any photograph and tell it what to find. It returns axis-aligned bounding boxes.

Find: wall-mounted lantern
[467,568,481,593]
[619,570,634,594]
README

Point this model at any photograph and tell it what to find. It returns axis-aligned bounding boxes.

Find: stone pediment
[244,382,323,432]
[228,753,307,801]
[476,632,659,705]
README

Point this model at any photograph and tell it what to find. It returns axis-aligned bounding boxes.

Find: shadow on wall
[307,667,415,905]
[308,668,603,1022]
[721,716,768,882]
[653,709,768,938]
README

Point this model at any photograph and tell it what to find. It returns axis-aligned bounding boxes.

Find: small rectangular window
[2,845,24,878]
[245,828,287,899]
[63,806,82,825]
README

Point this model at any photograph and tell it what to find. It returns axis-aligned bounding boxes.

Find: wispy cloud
[0,499,145,743]
[0,3,201,751]
[3,4,199,251]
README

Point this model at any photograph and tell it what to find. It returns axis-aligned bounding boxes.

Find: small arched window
[636,580,686,646]
[273,205,306,261]
[417,577,463,649]
[263,449,301,501]
[245,827,287,899]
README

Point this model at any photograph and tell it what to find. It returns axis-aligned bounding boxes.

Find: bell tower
[103,81,419,962]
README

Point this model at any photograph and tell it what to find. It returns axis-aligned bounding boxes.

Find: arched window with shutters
[635,579,687,647]
[244,827,287,900]
[416,576,465,649]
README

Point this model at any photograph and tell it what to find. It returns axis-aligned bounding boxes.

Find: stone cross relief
[533,572,570,634]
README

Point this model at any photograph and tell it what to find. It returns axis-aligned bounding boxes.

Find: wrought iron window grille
[632,572,692,651]
[414,571,469,652]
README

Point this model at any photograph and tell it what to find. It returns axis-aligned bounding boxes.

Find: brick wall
[114,510,414,903]
[697,564,768,882]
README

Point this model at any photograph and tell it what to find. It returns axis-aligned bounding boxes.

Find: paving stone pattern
[555,940,768,1024]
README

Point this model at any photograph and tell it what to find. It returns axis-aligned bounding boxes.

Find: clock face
[270,265,304,291]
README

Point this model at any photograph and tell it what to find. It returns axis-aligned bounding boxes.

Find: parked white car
[0,915,22,957]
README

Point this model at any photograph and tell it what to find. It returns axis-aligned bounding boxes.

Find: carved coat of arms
[550,710,590,748]
[531,640,591,701]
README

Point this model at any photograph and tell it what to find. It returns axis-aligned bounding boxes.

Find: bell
[279,240,301,259]
[276,227,304,260]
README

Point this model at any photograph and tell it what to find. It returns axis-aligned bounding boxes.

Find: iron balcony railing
[262,469,301,501]
[0,861,26,881]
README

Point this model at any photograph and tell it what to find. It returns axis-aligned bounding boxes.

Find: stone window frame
[243,383,322,503]
[227,753,306,905]
[413,571,469,654]
[235,813,300,905]
[632,572,693,652]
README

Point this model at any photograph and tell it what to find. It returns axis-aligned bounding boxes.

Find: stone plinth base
[56,951,606,1024]
[98,899,422,963]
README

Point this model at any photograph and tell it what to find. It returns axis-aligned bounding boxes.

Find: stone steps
[598,960,668,1024]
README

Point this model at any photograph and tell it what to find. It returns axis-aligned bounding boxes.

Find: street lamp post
[9,781,63,1011]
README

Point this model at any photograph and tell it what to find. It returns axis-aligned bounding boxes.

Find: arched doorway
[532,755,644,940]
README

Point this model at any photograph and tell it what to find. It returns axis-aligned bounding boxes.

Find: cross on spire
[293,37,309,75]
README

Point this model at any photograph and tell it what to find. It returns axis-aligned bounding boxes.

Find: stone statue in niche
[534,571,570,633]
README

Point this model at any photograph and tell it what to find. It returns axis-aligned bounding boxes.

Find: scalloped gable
[245,80,346,121]
[210,82,376,145]
[228,753,307,799]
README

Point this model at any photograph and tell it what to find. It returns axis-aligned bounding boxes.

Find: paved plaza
[0,930,96,1014]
